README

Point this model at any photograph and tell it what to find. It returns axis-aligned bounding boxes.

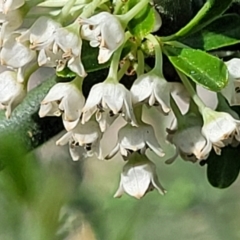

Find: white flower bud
[114,152,166,199]
[82,82,137,127]
[39,78,85,131]
[201,107,240,154]
[106,123,164,159]
[56,121,102,161]
[131,72,172,114]
[80,12,125,64]
[0,70,26,118]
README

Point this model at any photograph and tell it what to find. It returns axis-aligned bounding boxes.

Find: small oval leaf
[164,46,228,91]
[207,146,240,188]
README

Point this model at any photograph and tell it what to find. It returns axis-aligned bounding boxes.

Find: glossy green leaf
[162,0,233,40]
[164,46,228,91]
[128,0,155,39]
[207,146,240,188]
[182,14,240,50]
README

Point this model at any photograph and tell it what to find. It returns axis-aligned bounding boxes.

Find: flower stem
[133,104,143,124]
[113,0,124,14]
[107,32,131,82]
[177,70,206,113]
[58,0,77,24]
[72,75,84,89]
[170,95,184,125]
[118,0,149,28]
[137,50,145,77]
[22,63,39,89]
[79,0,102,18]
[145,34,163,77]
[117,60,130,81]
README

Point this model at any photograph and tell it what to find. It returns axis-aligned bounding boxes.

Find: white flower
[39,78,85,131]
[106,123,164,159]
[80,12,125,64]
[114,152,166,199]
[201,107,240,154]
[56,120,102,161]
[0,8,23,45]
[1,33,36,69]
[0,0,25,13]
[53,23,86,77]
[221,58,240,106]
[166,126,212,164]
[130,72,173,114]
[17,16,61,50]
[0,70,26,118]
[82,82,137,127]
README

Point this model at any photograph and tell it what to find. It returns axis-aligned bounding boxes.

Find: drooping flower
[53,23,86,77]
[80,12,125,64]
[114,152,166,199]
[17,16,61,50]
[0,8,23,45]
[82,81,137,128]
[56,120,102,161]
[0,0,25,13]
[166,126,212,164]
[39,77,85,131]
[106,122,164,159]
[0,70,26,118]
[221,58,240,106]
[1,33,36,71]
[131,72,180,114]
[201,107,240,154]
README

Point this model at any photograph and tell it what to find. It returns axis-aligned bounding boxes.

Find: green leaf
[207,146,240,188]
[81,40,110,72]
[127,0,155,39]
[162,0,233,40]
[164,46,228,91]
[182,14,240,50]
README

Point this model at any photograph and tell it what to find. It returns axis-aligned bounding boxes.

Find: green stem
[72,75,84,89]
[137,50,145,77]
[117,0,149,28]
[107,32,131,82]
[177,70,206,113]
[117,60,130,81]
[145,34,163,77]
[57,0,76,24]
[113,0,124,14]
[23,63,39,89]
[170,95,184,125]
[133,104,143,124]
[79,0,102,18]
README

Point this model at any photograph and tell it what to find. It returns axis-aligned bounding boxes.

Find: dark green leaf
[182,14,240,50]
[162,0,233,40]
[127,0,155,39]
[164,46,228,91]
[207,146,240,188]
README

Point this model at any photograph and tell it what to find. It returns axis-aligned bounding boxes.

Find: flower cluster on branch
[1,0,240,199]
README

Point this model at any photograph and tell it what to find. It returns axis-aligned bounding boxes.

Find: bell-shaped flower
[82,81,137,127]
[80,12,125,64]
[52,23,86,77]
[131,72,175,114]
[56,120,103,161]
[221,58,240,106]
[1,33,36,69]
[0,8,23,45]
[201,107,240,154]
[166,125,212,164]
[0,0,25,13]
[39,77,85,131]
[106,122,164,159]
[17,16,61,50]
[0,70,26,118]
[114,152,166,199]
